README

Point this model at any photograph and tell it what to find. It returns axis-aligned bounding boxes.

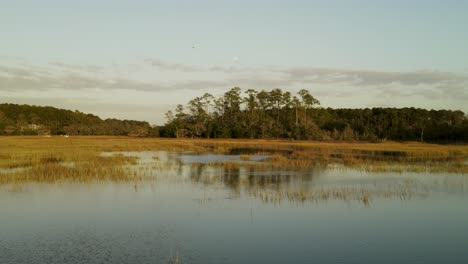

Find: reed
[1,136,467,186]
[0,139,143,185]
[239,155,251,161]
[246,186,424,206]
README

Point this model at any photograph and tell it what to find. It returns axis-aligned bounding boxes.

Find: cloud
[144,58,202,72]
[0,59,467,113]
[282,66,468,86]
[49,62,104,73]
[0,61,231,92]
[0,65,167,92]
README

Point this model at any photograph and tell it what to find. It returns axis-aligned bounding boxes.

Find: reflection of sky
[105,151,468,196]
[1,179,468,263]
[1,150,468,262]
[1,1,468,124]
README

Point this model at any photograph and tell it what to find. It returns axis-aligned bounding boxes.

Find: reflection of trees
[180,163,426,205]
[145,152,457,205]
[187,164,300,192]
[247,173,291,189]
[223,167,241,192]
[188,164,205,184]
[150,154,429,205]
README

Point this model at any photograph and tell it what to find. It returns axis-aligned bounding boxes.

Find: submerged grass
[185,162,434,205]
[0,136,467,185]
[246,187,420,206]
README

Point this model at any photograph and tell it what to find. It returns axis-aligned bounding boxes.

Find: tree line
[0,103,157,136]
[2,88,467,142]
[160,87,468,142]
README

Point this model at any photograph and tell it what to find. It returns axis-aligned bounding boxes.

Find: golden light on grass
[239,155,251,161]
[0,136,467,186]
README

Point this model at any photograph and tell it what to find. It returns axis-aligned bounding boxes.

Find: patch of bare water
[1,151,467,263]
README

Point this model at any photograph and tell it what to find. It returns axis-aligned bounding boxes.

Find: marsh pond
[1,139,468,264]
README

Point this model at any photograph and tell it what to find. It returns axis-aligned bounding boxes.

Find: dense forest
[0,103,157,136]
[2,88,467,142]
[160,87,468,142]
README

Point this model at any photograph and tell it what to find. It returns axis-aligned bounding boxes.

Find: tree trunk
[295,107,298,126]
[304,108,307,127]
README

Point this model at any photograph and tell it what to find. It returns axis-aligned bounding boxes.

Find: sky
[1,0,467,125]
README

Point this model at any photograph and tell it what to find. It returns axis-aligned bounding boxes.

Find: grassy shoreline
[2,135,467,152]
[1,136,467,185]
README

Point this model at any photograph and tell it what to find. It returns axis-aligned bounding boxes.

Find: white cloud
[1,58,467,124]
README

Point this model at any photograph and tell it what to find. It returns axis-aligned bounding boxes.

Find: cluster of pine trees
[1,88,467,142]
[160,87,468,142]
[0,104,157,136]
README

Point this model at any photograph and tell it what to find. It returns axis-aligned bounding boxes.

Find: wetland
[1,137,468,263]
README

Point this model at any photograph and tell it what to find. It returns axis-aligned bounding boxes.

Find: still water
[1,151,468,263]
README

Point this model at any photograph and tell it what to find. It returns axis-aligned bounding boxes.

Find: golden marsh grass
[0,136,467,185]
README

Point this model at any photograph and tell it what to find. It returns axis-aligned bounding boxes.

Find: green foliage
[162,87,468,142]
[0,104,153,136]
[2,88,467,142]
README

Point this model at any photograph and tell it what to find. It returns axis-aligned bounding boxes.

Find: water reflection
[2,151,468,263]
[105,151,468,205]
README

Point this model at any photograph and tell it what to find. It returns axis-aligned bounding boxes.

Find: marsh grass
[0,136,467,185]
[246,185,422,206]
[0,138,144,185]
[239,155,251,161]
[191,139,468,173]
[0,156,142,185]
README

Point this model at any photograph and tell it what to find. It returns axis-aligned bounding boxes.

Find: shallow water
[1,151,468,264]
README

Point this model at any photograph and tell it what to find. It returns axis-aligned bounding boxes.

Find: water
[1,151,468,264]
